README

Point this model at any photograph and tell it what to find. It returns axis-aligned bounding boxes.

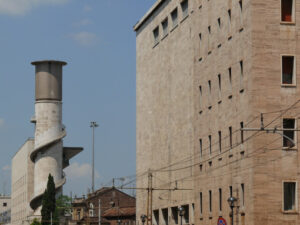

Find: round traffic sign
[218,217,227,225]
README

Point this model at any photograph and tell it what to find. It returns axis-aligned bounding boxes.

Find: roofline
[134,0,166,32]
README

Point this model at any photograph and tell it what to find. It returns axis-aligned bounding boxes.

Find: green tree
[54,195,72,218]
[30,218,42,225]
[41,174,57,225]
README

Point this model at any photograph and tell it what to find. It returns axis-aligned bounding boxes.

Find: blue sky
[0,0,156,196]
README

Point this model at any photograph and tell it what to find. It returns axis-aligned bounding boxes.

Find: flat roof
[134,0,166,32]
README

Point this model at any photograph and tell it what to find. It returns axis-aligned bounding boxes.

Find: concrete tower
[29,60,82,215]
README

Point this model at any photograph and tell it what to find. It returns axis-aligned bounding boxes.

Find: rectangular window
[281,0,294,22]
[240,60,244,77]
[283,182,296,211]
[218,131,222,153]
[228,9,232,29]
[199,85,202,106]
[241,183,245,206]
[3,202,7,207]
[209,190,212,212]
[240,122,244,143]
[182,205,189,223]
[162,208,168,225]
[228,67,232,90]
[153,210,159,225]
[230,186,232,197]
[283,118,296,147]
[171,8,178,28]
[229,126,233,148]
[200,192,203,214]
[200,139,203,158]
[282,56,295,85]
[239,0,243,12]
[208,26,211,34]
[171,207,178,224]
[218,74,221,91]
[209,135,212,155]
[181,0,189,18]
[208,80,211,93]
[218,18,221,28]
[153,27,159,45]
[162,18,168,37]
[219,188,222,211]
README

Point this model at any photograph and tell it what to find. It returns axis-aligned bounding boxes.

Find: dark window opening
[162,208,168,225]
[284,182,296,211]
[208,80,211,93]
[209,190,212,212]
[162,18,168,37]
[171,207,178,224]
[171,8,178,27]
[228,9,232,22]
[182,205,189,223]
[241,183,245,206]
[283,118,295,147]
[218,131,222,153]
[218,74,221,91]
[218,18,221,28]
[200,192,203,214]
[208,26,211,34]
[229,186,233,197]
[153,27,159,45]
[229,126,233,148]
[181,0,189,18]
[240,122,244,143]
[200,139,203,157]
[153,209,159,225]
[239,0,243,12]
[281,0,293,22]
[209,135,212,154]
[240,60,244,76]
[219,188,222,211]
[282,56,294,84]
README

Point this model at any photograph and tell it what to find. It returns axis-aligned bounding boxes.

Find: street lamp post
[118,219,121,225]
[141,214,147,225]
[90,121,98,193]
[178,206,185,225]
[227,196,237,225]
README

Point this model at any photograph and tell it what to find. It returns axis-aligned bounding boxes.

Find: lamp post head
[178,206,185,217]
[227,196,237,208]
[141,214,147,223]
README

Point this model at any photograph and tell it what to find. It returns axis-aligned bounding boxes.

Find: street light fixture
[141,214,147,225]
[178,206,185,225]
[118,219,121,225]
[227,196,237,225]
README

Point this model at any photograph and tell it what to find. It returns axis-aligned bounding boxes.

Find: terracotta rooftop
[102,207,136,217]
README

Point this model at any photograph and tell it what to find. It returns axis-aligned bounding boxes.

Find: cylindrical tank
[31,60,67,101]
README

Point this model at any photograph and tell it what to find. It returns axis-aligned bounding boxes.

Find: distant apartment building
[135,0,300,224]
[11,139,34,225]
[70,187,136,225]
[0,195,11,224]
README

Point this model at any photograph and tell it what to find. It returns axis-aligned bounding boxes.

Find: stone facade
[135,0,300,225]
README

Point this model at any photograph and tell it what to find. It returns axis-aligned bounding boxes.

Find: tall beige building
[135,0,300,224]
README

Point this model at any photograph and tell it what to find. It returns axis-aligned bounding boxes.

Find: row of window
[199,184,245,216]
[199,118,296,160]
[199,122,244,159]
[152,204,193,225]
[153,0,188,46]
[199,60,244,109]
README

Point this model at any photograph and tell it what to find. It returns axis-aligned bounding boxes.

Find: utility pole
[146,171,153,225]
[90,121,99,193]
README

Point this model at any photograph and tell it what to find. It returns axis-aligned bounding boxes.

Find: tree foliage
[41,174,57,225]
[55,195,72,218]
[30,218,42,225]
